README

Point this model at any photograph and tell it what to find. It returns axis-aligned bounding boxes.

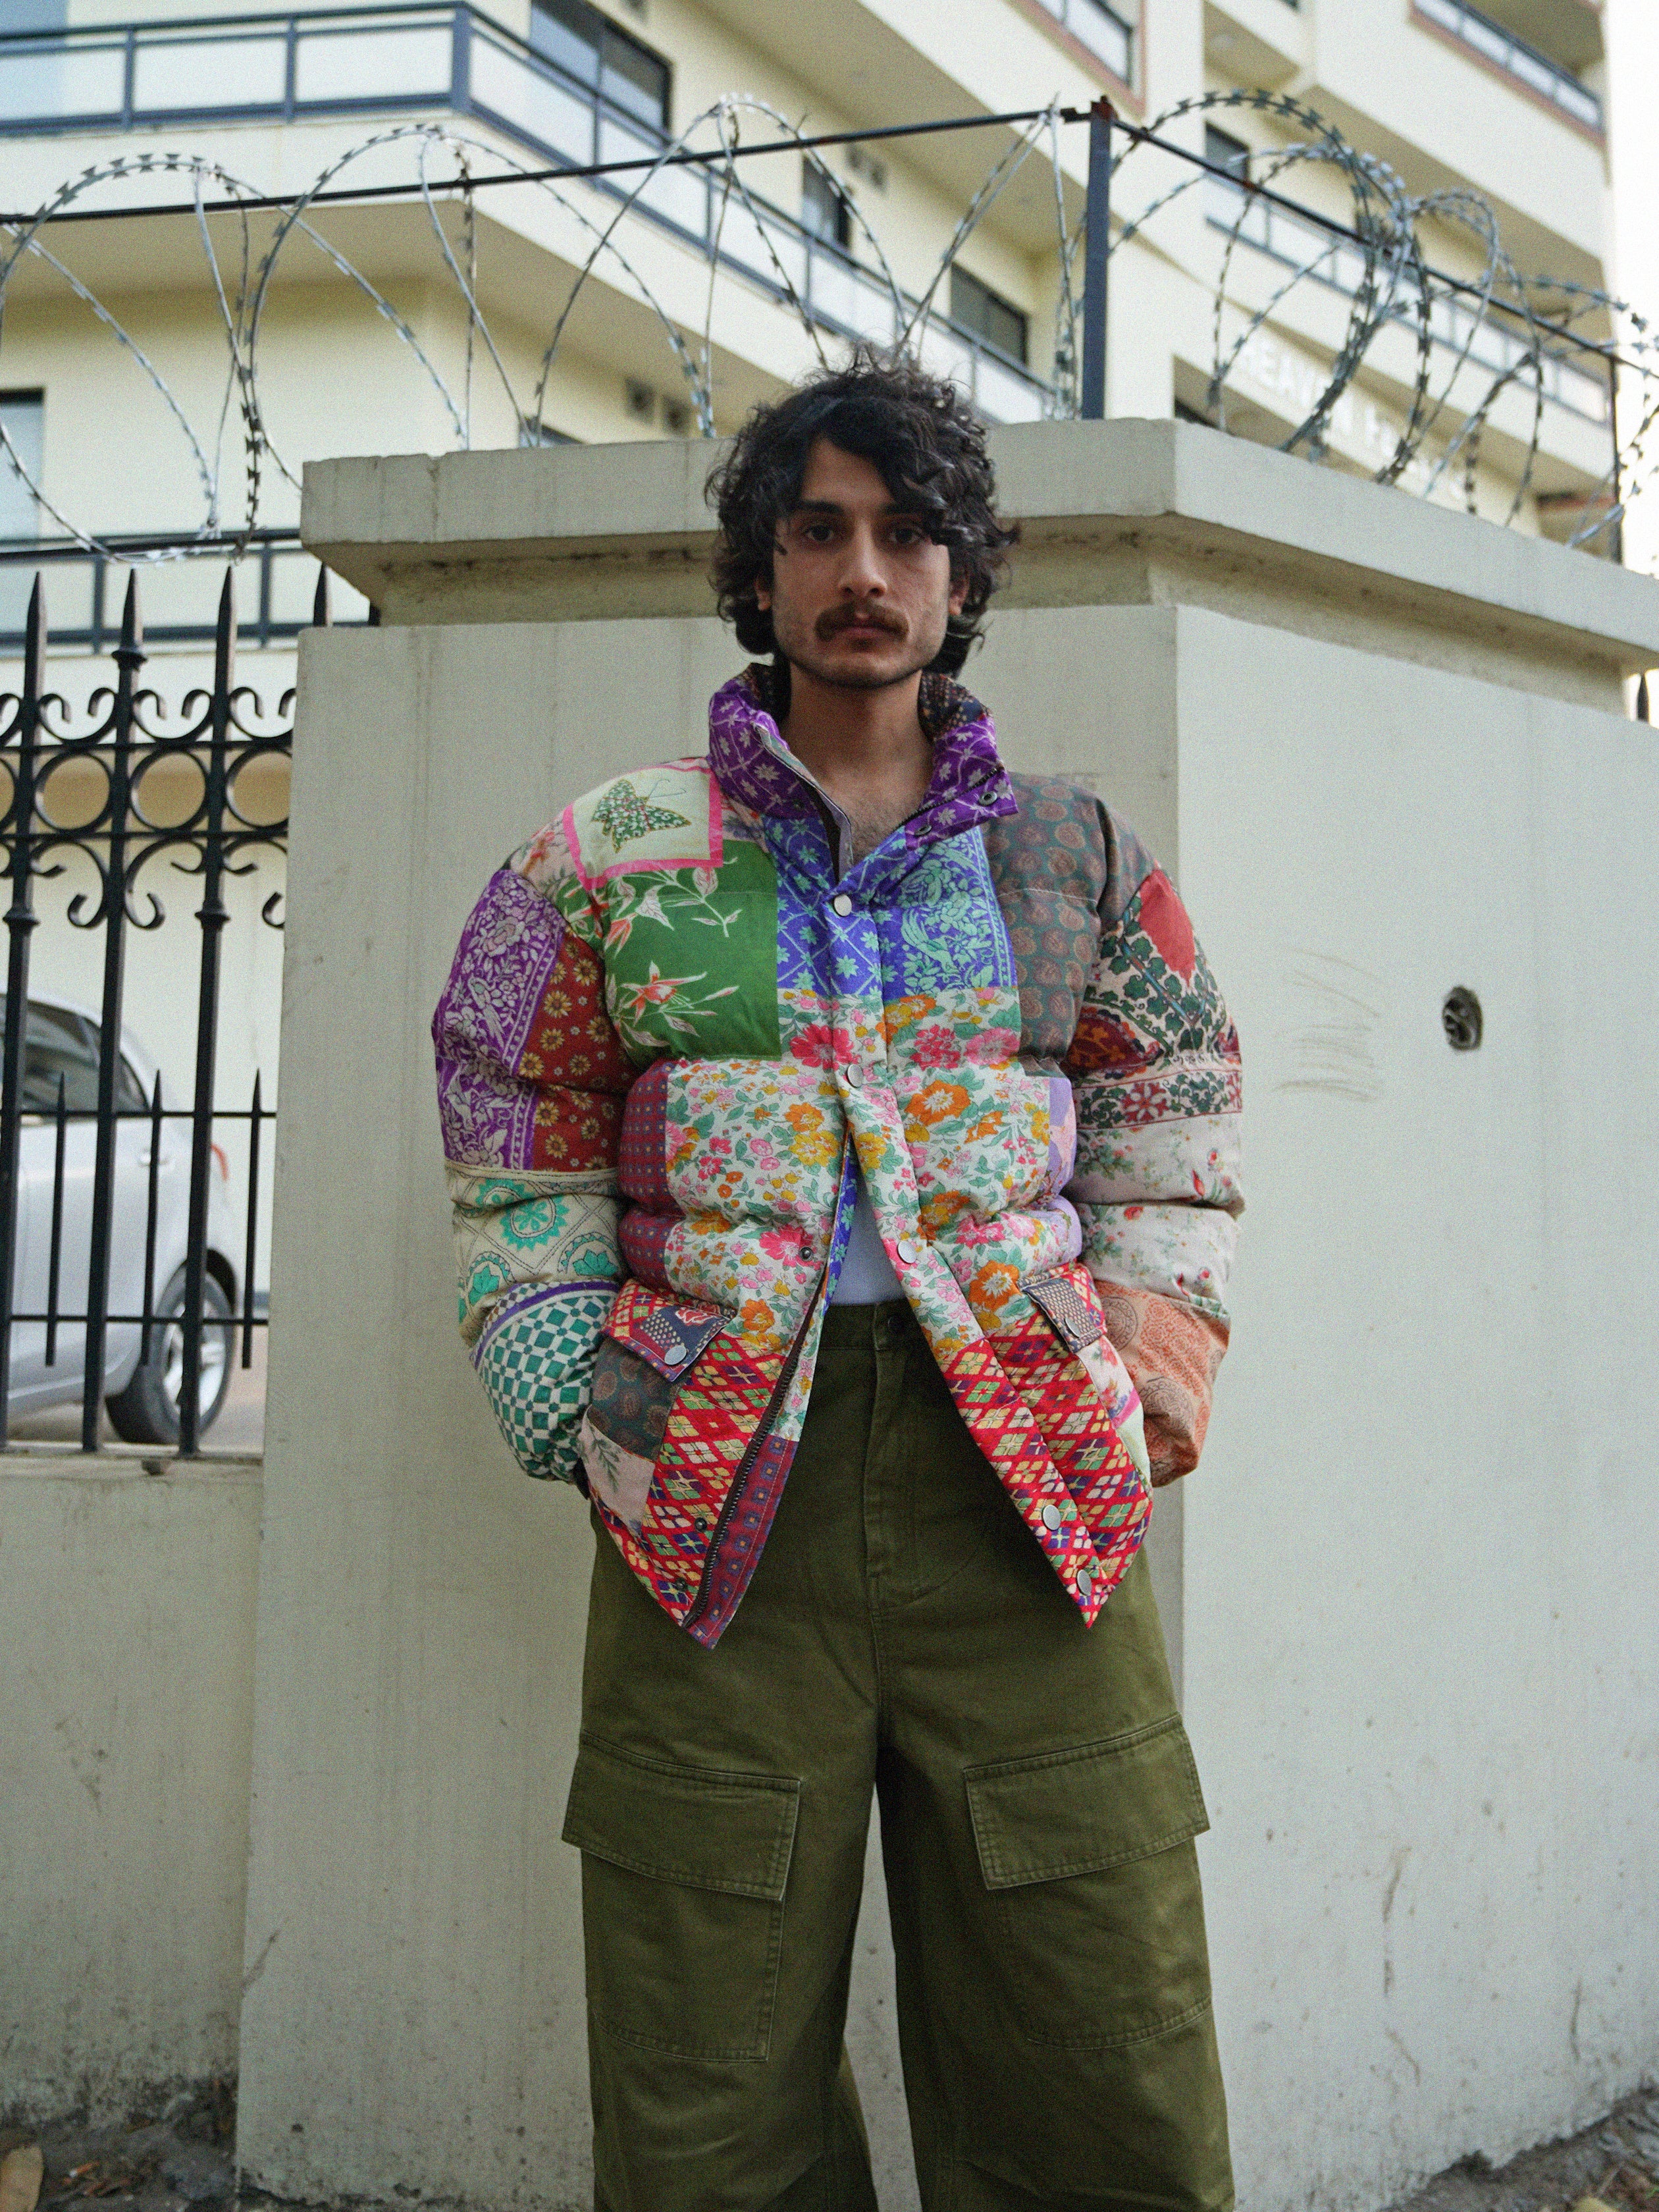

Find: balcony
[1412,0,1602,134]
[1202,171,1611,425]
[0,2,1053,425]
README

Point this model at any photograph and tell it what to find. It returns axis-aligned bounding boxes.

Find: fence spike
[23,573,46,694]
[117,566,144,661]
[311,564,332,628]
[214,566,236,695]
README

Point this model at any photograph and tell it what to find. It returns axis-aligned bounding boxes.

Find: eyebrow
[785,498,922,520]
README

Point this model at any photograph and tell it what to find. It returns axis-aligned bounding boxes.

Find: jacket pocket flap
[1023,1262,1105,1354]
[606,1277,727,1382]
[964,1715,1207,1891]
[562,1735,801,1901]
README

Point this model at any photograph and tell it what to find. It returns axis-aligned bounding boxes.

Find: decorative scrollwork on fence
[0,566,287,1451]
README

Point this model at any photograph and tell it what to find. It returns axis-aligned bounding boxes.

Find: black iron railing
[0,565,298,1453]
[1413,0,1602,134]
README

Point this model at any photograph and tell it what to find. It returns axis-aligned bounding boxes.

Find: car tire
[106,1264,235,1445]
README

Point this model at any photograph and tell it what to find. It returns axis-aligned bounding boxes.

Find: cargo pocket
[964,1715,1212,2051]
[562,1733,801,2061]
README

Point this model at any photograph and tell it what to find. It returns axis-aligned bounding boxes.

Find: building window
[0,390,44,545]
[529,0,670,130]
[1034,0,1134,85]
[1204,124,1250,180]
[949,268,1028,367]
[801,163,852,251]
[1202,124,1252,227]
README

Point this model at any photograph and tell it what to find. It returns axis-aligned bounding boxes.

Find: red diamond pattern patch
[595,1323,783,1626]
[939,1311,1150,1624]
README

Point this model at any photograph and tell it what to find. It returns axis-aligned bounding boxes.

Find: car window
[117,1056,151,1116]
[0,998,154,1116]
[21,1003,101,1114]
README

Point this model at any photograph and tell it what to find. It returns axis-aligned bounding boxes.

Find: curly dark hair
[704,346,1016,678]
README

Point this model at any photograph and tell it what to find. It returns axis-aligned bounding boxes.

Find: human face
[756,439,967,693]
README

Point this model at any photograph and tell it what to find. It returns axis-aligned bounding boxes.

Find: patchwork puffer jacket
[434,668,1243,1647]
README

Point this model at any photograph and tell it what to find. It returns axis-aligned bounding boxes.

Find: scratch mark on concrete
[1275,949,1386,1103]
[243,1925,283,1995]
[1382,1847,1409,1925]
[1386,2027,1423,2084]
[1382,1847,1409,1999]
[47,1700,109,1810]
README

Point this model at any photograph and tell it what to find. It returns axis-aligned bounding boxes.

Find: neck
[777,664,934,842]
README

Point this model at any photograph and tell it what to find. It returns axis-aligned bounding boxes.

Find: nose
[839,520,885,599]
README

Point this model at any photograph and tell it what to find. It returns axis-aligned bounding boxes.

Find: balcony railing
[1203,173,1610,424]
[0,531,369,652]
[1414,0,1602,134]
[0,2,1053,426]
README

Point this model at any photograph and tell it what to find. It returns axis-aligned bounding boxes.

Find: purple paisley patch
[432,869,566,1169]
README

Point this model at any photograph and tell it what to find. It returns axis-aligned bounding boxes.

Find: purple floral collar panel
[706,666,1020,848]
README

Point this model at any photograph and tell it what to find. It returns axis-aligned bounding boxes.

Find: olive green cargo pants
[564,1300,1234,2212]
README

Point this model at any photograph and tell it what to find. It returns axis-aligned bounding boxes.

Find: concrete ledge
[303,420,1659,705]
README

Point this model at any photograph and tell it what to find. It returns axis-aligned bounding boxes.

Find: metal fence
[0,565,296,1453]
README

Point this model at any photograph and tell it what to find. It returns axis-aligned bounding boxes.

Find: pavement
[1384,2087,1659,2212]
[3,2076,1655,2212]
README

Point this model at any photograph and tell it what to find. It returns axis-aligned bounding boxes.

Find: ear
[754,580,772,612]
[949,574,968,616]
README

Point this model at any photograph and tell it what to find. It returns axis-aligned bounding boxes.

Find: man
[433,351,1243,2211]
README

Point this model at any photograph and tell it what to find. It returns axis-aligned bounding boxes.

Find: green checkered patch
[477,1284,614,1484]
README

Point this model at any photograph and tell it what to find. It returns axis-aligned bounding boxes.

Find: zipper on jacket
[681,1281,821,1632]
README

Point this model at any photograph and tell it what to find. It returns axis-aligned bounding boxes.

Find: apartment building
[0,0,1615,659]
[0,0,1616,1200]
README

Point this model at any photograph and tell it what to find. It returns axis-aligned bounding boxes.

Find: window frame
[948,265,1030,371]
[801,160,853,254]
[527,0,672,133]
[0,387,45,547]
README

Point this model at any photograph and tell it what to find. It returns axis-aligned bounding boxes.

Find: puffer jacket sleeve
[1063,809,1244,1484]
[432,822,633,1485]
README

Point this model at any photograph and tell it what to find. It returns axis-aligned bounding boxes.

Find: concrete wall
[0,1453,261,2122]
[235,420,1659,2212]
[1174,607,1659,2203]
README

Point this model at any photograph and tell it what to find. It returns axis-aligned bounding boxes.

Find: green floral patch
[599,839,781,1060]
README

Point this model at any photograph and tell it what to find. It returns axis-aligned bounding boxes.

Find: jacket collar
[707,664,1018,848]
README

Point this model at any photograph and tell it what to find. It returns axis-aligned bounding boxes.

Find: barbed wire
[1,84,1655,572]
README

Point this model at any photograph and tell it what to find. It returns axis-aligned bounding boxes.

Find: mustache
[816,602,906,641]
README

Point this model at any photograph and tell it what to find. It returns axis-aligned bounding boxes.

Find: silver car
[4,990,242,1442]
